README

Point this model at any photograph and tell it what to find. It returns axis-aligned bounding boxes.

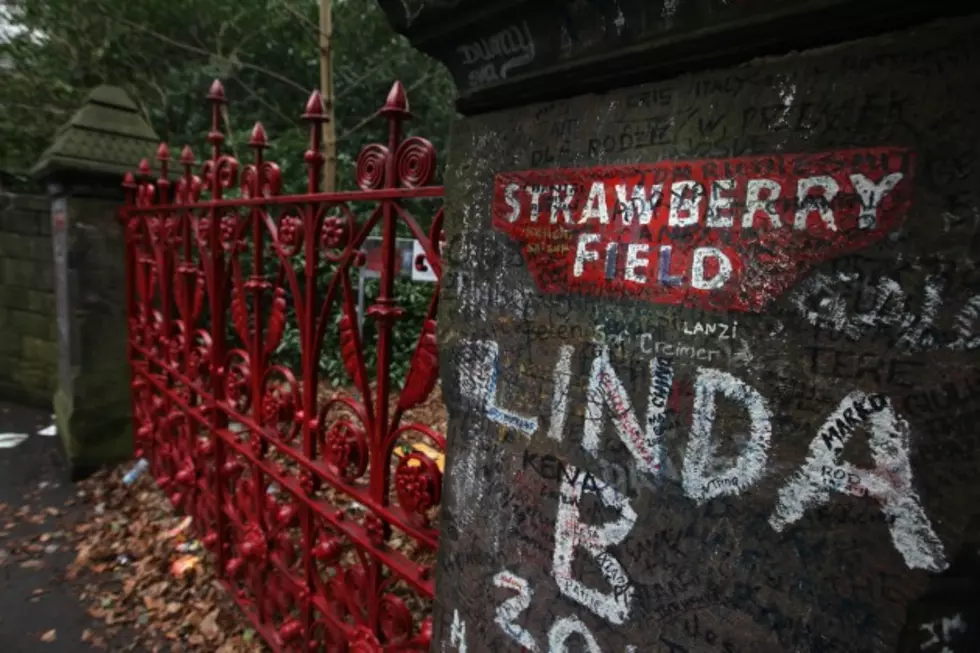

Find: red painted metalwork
[120,80,444,652]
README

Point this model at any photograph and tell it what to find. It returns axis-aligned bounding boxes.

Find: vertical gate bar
[365,83,406,638]
[371,90,403,505]
[155,150,175,494]
[177,150,200,526]
[357,269,366,337]
[246,128,268,627]
[300,91,326,646]
[121,175,139,458]
[206,81,230,580]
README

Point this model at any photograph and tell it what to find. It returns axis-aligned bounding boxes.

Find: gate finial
[302,90,327,121]
[207,79,227,103]
[248,122,268,149]
[380,81,410,119]
[302,90,326,193]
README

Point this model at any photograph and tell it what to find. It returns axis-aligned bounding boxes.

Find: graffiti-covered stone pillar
[30,86,158,479]
[379,2,980,651]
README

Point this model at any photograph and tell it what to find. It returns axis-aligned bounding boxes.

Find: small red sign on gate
[492,147,914,312]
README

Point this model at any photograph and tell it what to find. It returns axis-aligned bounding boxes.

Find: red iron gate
[121,80,444,651]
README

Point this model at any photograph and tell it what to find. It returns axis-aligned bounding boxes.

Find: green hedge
[272,275,432,389]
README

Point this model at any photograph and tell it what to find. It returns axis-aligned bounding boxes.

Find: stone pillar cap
[30,85,159,182]
[376,0,961,115]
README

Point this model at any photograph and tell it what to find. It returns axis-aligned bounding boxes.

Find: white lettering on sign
[547,345,575,441]
[690,247,733,291]
[574,233,602,278]
[706,178,736,228]
[457,21,536,89]
[667,179,704,228]
[552,185,576,224]
[682,368,773,503]
[582,181,611,224]
[584,344,669,475]
[949,295,980,351]
[411,240,438,283]
[647,356,675,473]
[615,183,660,225]
[553,464,637,625]
[503,171,907,233]
[769,391,947,572]
[920,613,966,652]
[494,571,538,651]
[457,339,538,436]
[792,269,980,354]
[493,149,914,312]
[468,327,952,650]
[548,616,604,653]
[794,175,840,231]
[850,172,905,229]
[742,178,783,228]
[503,183,522,223]
[449,609,467,653]
[492,568,638,653]
[460,336,948,573]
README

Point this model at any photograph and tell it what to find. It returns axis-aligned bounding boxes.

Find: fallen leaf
[122,577,139,598]
[162,516,193,540]
[40,629,56,642]
[143,596,165,612]
[199,609,221,641]
[170,555,200,578]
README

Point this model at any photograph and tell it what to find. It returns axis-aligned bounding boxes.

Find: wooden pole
[319,0,336,192]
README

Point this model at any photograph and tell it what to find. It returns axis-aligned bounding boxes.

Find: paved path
[0,401,137,652]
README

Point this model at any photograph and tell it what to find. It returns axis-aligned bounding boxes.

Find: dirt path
[0,400,139,652]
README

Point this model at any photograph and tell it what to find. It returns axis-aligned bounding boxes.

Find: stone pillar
[30,85,158,479]
[378,3,980,652]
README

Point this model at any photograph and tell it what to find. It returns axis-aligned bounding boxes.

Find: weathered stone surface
[31,85,159,180]
[23,85,154,474]
[377,0,971,114]
[54,389,132,481]
[433,15,980,653]
[40,193,132,476]
[2,259,53,291]
[0,191,58,406]
[0,233,49,260]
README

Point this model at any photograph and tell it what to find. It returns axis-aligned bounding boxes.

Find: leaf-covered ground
[67,385,447,652]
[0,385,448,652]
[66,465,268,653]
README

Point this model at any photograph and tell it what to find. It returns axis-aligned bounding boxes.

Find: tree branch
[88,1,312,95]
[271,0,320,36]
[336,69,438,143]
[232,74,303,130]
[335,58,393,101]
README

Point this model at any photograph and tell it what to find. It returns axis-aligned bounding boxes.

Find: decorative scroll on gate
[120,80,444,652]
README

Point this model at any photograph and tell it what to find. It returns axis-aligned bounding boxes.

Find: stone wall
[432,14,980,653]
[0,192,56,407]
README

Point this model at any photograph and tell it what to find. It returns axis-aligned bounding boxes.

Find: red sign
[492,148,914,312]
